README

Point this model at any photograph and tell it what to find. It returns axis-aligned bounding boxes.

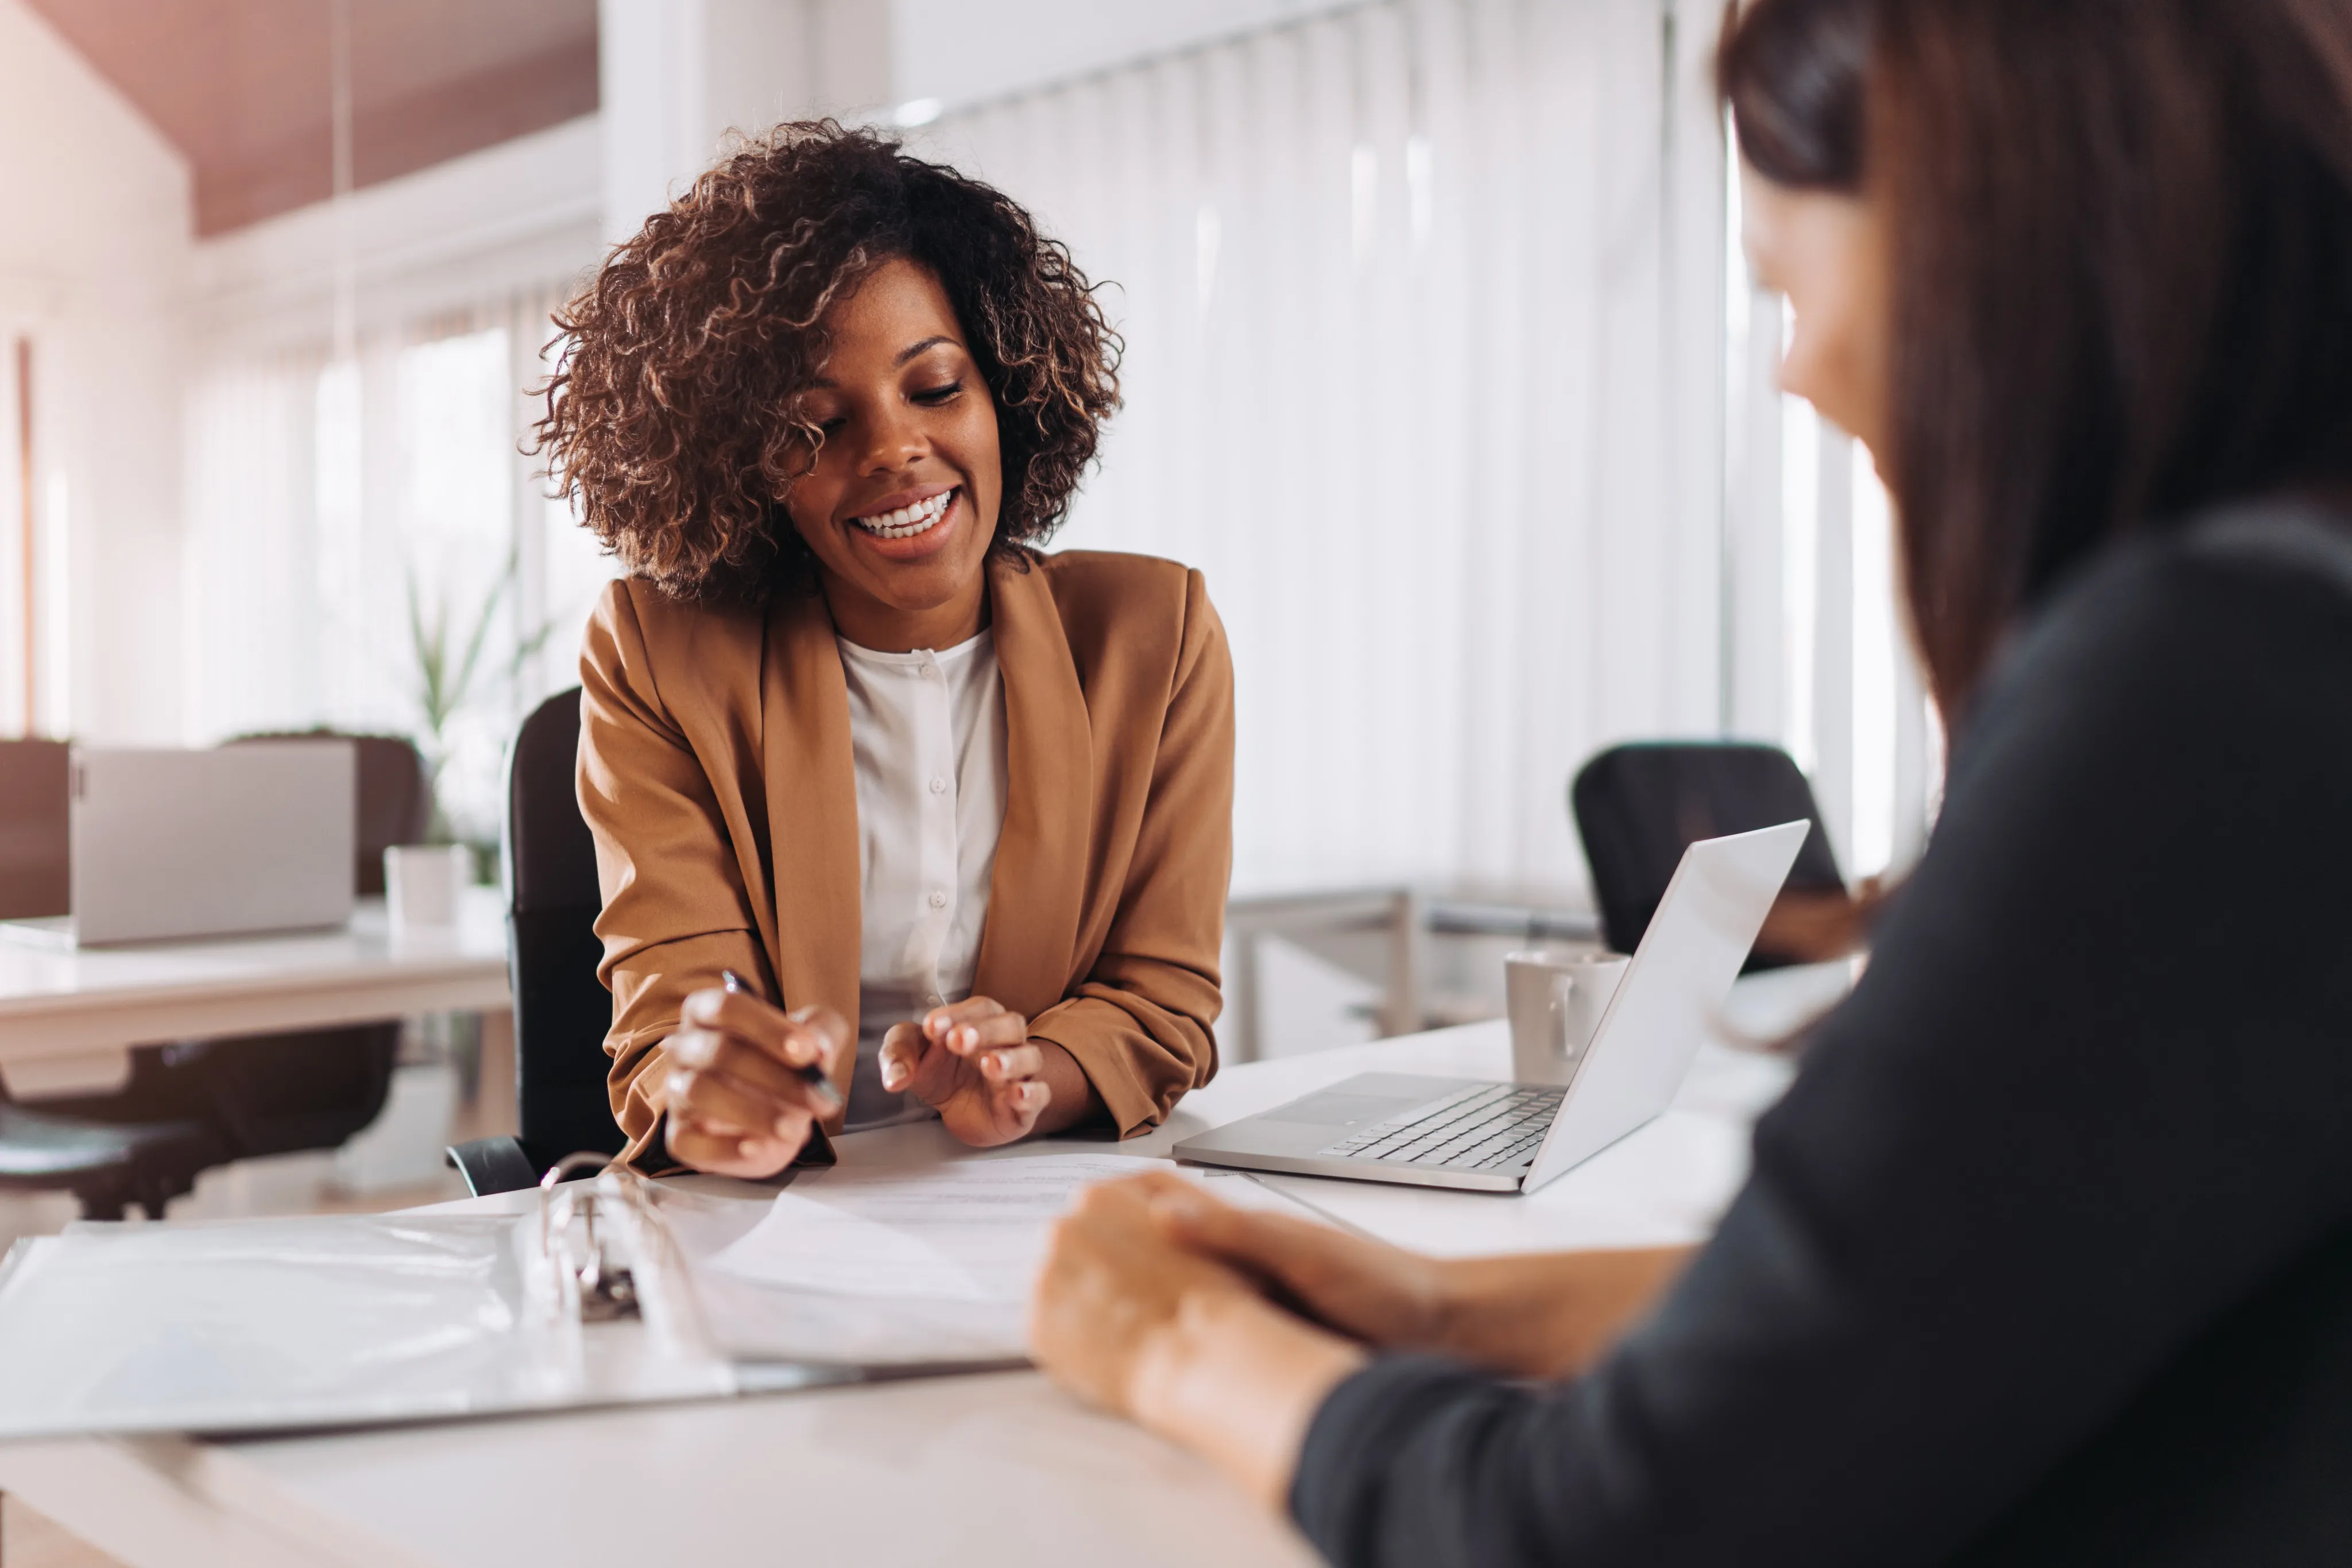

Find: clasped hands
[1027,1172,1418,1505]
[663,987,1062,1179]
[1028,1172,1691,1507]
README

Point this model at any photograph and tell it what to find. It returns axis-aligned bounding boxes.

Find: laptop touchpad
[1266,1091,1425,1127]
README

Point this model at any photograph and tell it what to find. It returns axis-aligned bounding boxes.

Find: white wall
[0,0,192,743]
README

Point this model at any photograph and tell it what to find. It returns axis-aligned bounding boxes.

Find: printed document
[662,1153,1321,1365]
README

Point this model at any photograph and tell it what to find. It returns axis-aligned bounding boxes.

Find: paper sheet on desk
[664,1155,1309,1366]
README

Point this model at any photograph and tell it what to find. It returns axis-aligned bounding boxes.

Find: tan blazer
[577,550,1233,1167]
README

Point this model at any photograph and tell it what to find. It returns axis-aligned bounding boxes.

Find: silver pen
[719,969,844,1112]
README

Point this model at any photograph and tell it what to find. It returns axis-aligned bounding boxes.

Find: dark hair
[535,122,1121,603]
[1721,0,2352,715]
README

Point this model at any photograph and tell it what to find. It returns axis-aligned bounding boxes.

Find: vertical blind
[915,0,1738,897]
[176,0,1934,893]
[920,0,1934,892]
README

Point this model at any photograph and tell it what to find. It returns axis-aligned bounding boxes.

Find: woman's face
[786,256,1003,649]
[1741,164,1891,466]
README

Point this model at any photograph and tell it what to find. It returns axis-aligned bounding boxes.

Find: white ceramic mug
[1506,949,1632,1085]
[385,843,471,932]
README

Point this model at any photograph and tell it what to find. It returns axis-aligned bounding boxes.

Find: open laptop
[0,744,356,948]
[1176,820,1809,1194]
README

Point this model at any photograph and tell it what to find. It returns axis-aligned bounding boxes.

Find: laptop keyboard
[1317,1083,1565,1171]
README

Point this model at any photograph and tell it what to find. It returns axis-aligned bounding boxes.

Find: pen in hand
[720,969,845,1113]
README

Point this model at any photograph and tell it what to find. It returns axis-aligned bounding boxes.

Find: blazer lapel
[972,556,1092,1020]
[760,588,864,1040]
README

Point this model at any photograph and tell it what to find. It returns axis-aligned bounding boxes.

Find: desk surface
[0,889,511,1096]
[0,966,1847,1568]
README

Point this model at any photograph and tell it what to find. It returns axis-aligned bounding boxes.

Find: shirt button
[927,889,947,909]
[919,662,937,679]
[928,775,948,794]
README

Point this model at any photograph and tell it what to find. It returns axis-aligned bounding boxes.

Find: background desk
[0,966,1847,1568]
[0,890,510,1100]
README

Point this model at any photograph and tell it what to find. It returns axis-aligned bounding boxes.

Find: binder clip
[537,1152,643,1322]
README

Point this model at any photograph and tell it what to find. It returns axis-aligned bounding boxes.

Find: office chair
[447,688,625,1194]
[1570,742,1847,971]
[0,1104,228,1222]
[0,738,69,920]
[16,733,427,1215]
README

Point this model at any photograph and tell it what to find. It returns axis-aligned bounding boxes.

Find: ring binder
[536,1152,641,1323]
[0,1152,1309,1440]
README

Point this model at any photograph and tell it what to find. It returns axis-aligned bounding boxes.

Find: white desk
[0,966,1847,1568]
[0,890,511,1098]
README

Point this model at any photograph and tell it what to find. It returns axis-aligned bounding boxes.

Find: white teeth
[852,489,955,539]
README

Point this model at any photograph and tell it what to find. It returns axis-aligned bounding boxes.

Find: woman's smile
[847,483,962,553]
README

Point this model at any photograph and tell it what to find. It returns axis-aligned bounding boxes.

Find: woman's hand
[1031,1174,1367,1508]
[880,996,1097,1145]
[662,985,852,1179]
[1144,1172,1456,1350]
[1102,1170,1692,1380]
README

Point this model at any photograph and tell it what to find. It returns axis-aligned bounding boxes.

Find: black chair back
[504,687,624,1164]
[1571,742,1844,968]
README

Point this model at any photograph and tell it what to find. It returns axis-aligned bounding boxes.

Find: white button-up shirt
[837,630,1008,1128]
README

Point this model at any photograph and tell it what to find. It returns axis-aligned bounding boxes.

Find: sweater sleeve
[1291,532,2352,1566]
[1029,568,1235,1136]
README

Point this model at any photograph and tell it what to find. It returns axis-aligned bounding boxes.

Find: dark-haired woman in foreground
[1031,1,2352,1561]
[539,126,1231,1175]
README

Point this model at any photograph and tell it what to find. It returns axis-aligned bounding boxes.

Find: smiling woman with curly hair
[539,123,1232,1177]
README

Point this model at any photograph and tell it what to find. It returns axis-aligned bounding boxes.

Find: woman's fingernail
[773,1114,800,1137]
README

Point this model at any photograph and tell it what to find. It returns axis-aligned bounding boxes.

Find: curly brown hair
[535,122,1121,602]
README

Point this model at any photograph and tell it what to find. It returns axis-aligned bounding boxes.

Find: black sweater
[1290,502,2352,1567]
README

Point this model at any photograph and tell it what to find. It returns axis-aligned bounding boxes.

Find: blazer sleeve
[1030,570,1235,1136]
[577,583,770,1168]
